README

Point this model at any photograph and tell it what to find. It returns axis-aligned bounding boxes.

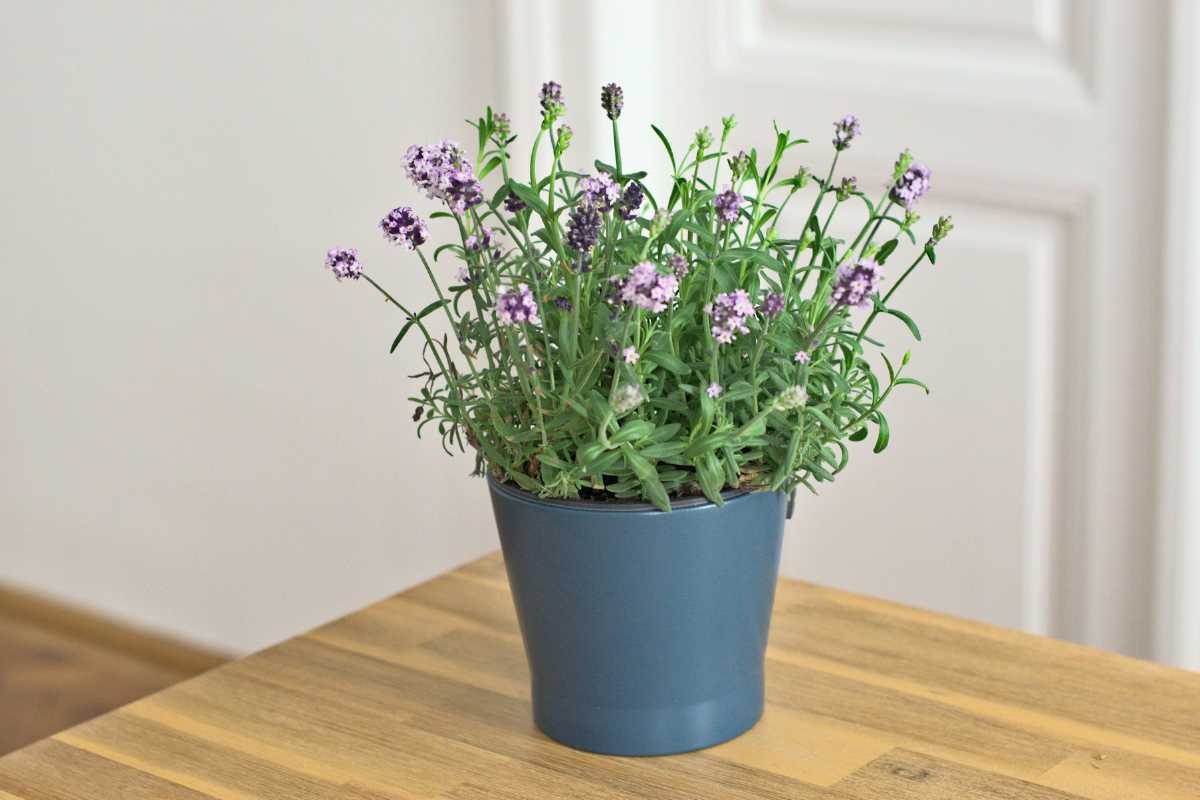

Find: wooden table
[2,554,1198,799]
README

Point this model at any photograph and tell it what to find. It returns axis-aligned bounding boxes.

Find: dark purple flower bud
[833,114,861,151]
[325,247,361,281]
[600,82,623,120]
[503,192,527,213]
[566,202,602,252]
[890,162,931,210]
[830,258,882,310]
[445,169,483,214]
[553,296,573,311]
[540,81,565,116]
[493,112,511,139]
[379,206,429,250]
[619,182,644,220]
[668,253,689,279]
[759,292,785,318]
[713,185,743,224]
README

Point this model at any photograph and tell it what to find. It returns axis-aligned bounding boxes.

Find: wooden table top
[2,553,1198,799]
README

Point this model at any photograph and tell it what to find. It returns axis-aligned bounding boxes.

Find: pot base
[532,684,764,756]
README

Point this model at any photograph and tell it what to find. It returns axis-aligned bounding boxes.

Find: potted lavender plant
[325,81,951,756]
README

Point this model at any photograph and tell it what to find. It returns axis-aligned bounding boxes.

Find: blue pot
[488,477,787,756]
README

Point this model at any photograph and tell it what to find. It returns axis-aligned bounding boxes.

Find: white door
[505,0,1170,658]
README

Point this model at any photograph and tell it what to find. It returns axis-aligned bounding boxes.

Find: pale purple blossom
[465,228,502,259]
[668,253,689,279]
[622,346,639,365]
[445,169,483,214]
[496,283,540,326]
[794,350,810,364]
[890,162,931,209]
[713,185,742,224]
[325,247,361,281]
[706,382,724,399]
[404,140,466,199]
[833,114,861,150]
[707,289,755,344]
[379,206,428,250]
[830,258,883,310]
[618,261,679,313]
[760,292,785,318]
[580,173,620,212]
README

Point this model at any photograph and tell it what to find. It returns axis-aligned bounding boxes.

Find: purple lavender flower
[445,169,483,214]
[890,162,932,209]
[833,114,861,150]
[379,206,428,250]
[707,289,755,344]
[404,140,466,199]
[496,283,540,326]
[618,261,679,313]
[493,112,511,140]
[601,83,624,120]
[794,350,810,364]
[622,346,639,365]
[566,202,602,252]
[540,81,564,115]
[580,173,620,212]
[503,191,527,213]
[713,185,742,224]
[706,382,724,399]
[552,296,573,311]
[619,182,644,220]
[760,292,785,319]
[668,253,689,279]
[325,247,361,281]
[830,258,883,310]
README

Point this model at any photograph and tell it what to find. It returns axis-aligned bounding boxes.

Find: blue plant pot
[488,477,787,756]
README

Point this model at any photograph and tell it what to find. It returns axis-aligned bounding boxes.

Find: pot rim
[486,474,764,514]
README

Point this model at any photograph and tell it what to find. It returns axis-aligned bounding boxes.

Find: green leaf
[621,445,671,511]
[876,238,899,264]
[478,155,504,180]
[390,300,448,353]
[925,244,937,264]
[644,350,690,376]
[651,124,677,172]
[873,414,891,453]
[610,420,655,445]
[895,377,931,394]
[884,307,922,341]
[506,180,549,216]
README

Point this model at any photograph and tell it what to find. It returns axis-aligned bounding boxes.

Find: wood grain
[1,552,1198,799]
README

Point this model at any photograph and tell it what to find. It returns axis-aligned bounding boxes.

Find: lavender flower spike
[612,383,645,414]
[619,182,644,220]
[707,289,755,344]
[619,261,680,313]
[540,81,564,116]
[833,114,861,151]
[325,247,361,281]
[706,383,724,399]
[713,185,742,224]
[830,258,883,310]
[566,202,602,252]
[760,292,785,319]
[496,283,540,326]
[379,206,429,250]
[890,162,932,210]
[601,83,623,120]
[622,346,639,365]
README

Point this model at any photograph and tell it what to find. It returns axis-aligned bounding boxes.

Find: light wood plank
[1,553,1197,798]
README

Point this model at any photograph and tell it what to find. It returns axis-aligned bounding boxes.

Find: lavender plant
[325,82,953,511]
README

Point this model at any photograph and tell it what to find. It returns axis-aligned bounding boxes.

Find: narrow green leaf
[390,300,448,353]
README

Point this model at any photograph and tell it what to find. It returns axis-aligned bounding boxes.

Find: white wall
[0,0,503,653]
